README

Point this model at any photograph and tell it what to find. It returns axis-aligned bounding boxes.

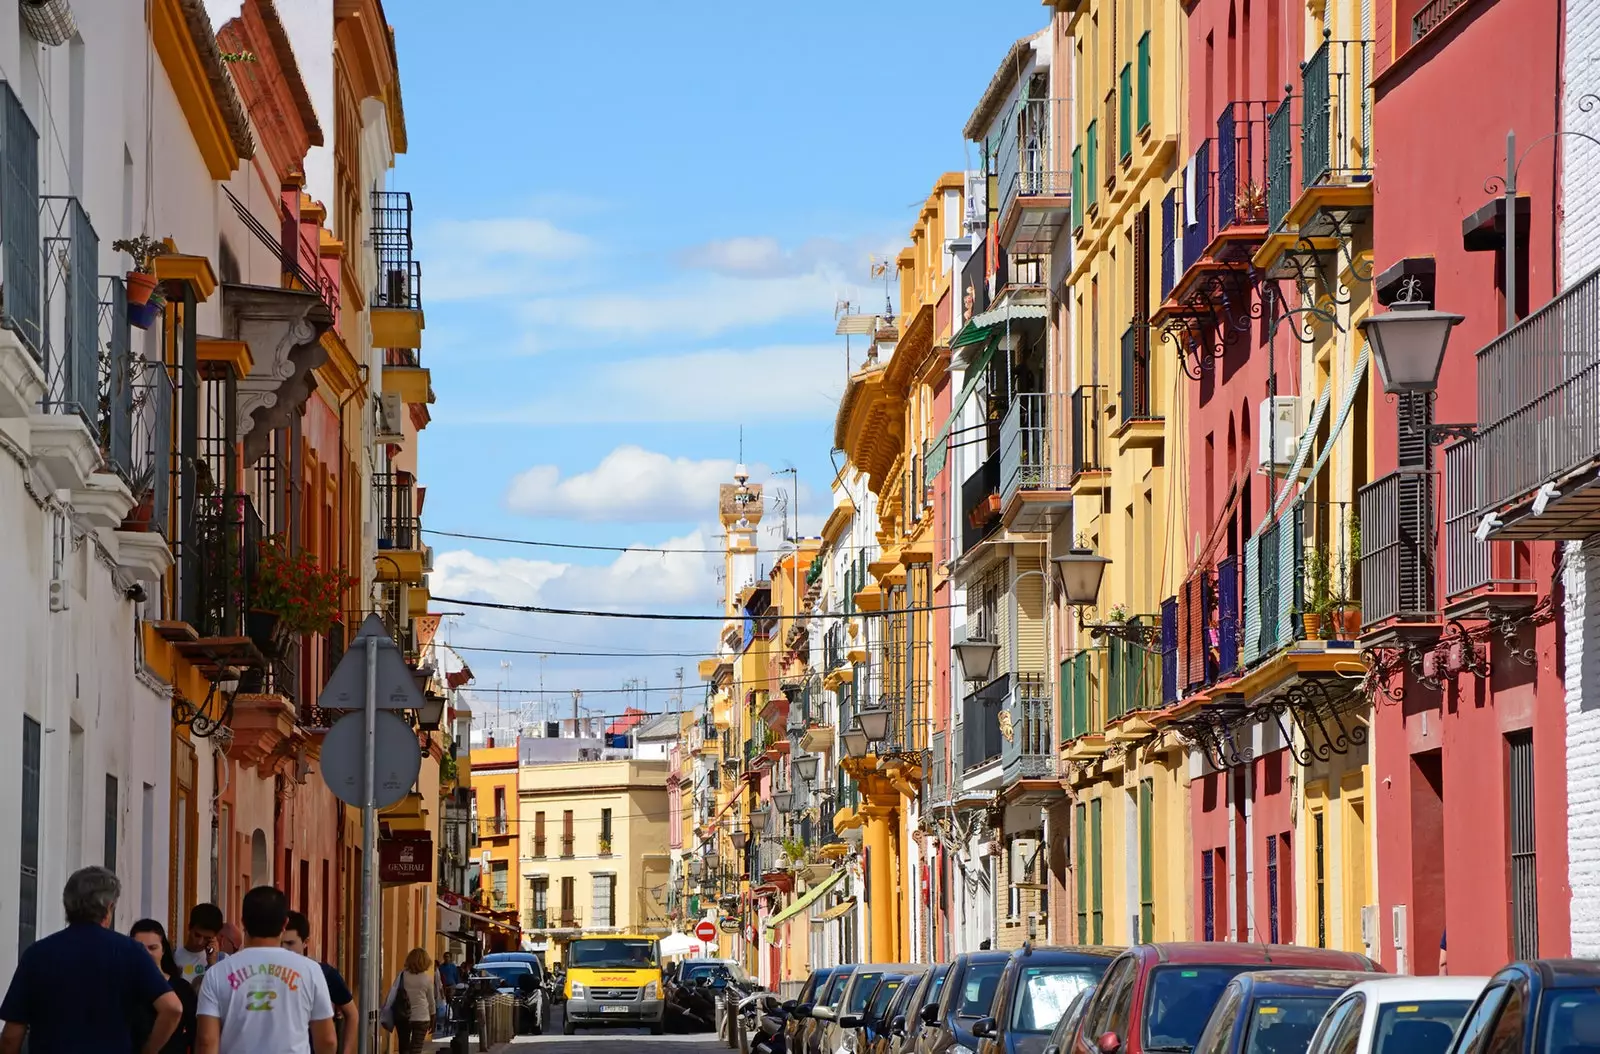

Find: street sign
[317,613,426,713]
[320,710,422,808]
[695,919,717,943]
[719,917,741,934]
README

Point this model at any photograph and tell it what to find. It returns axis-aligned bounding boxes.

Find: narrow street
[437,1006,729,1051]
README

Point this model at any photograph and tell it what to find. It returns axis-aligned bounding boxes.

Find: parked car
[818,964,920,1054]
[806,966,859,1054]
[975,946,1122,1054]
[789,967,844,1052]
[921,952,1015,1054]
[472,957,547,1035]
[1442,960,1600,1054]
[1041,984,1098,1054]
[1068,944,1380,1054]
[852,973,913,1054]
[870,969,931,1054]
[892,964,952,1054]
[1189,971,1375,1054]
[1303,976,1489,1054]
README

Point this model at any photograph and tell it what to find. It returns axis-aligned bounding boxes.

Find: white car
[1303,976,1491,1054]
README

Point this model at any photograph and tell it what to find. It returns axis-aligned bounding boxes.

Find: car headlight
[954,1045,977,1054]
[644,982,658,1000]
[569,982,585,999]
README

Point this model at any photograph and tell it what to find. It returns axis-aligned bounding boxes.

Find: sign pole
[359,634,379,1054]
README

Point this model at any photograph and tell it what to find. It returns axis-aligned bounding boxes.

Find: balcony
[370,190,424,349]
[1474,266,1600,540]
[1070,385,1109,493]
[961,675,1006,774]
[1116,323,1164,449]
[997,96,1073,254]
[929,730,949,806]
[1261,37,1375,256]
[961,451,1002,555]
[1361,471,1436,631]
[1001,672,1055,783]
[374,471,426,583]
[480,816,510,839]
[382,347,432,407]
[1000,392,1072,532]
[526,909,581,932]
[1444,436,1536,606]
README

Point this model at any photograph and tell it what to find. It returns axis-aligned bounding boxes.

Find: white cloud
[447,344,848,425]
[515,271,850,340]
[420,216,593,302]
[678,234,894,281]
[504,446,822,523]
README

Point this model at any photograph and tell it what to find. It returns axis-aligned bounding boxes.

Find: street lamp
[730,829,749,851]
[841,725,871,758]
[952,635,999,683]
[1358,299,1465,395]
[773,788,796,813]
[417,693,446,732]
[1053,548,1111,607]
[749,808,770,835]
[857,705,892,742]
[793,753,820,782]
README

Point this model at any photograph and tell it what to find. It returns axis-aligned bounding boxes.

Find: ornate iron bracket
[1083,618,1164,651]
[171,672,241,738]
[1168,696,1254,771]
[1249,678,1368,767]
[1439,618,1492,679]
[1484,595,1555,668]
[1361,644,1413,702]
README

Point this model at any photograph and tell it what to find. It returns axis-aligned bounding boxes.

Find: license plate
[600,1005,630,1014]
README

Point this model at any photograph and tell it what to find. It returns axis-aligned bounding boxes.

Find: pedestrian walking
[0,866,182,1054]
[281,911,358,1054]
[194,886,334,1054]
[173,904,226,987]
[382,948,441,1054]
[130,919,198,1054]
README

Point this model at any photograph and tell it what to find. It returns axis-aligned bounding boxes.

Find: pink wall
[1369,0,1568,973]
[1191,750,1294,942]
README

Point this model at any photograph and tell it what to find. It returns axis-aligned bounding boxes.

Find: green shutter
[1075,803,1088,943]
[1086,122,1099,209]
[1139,779,1154,941]
[1060,659,1072,741]
[1119,63,1133,161]
[1137,33,1152,132]
[1089,798,1104,944]
[1073,652,1090,740]
[1072,145,1084,231]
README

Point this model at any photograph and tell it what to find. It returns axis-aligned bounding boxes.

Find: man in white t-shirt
[196,886,336,1054]
[174,902,227,986]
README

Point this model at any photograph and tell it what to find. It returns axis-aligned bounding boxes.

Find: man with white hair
[0,866,182,1054]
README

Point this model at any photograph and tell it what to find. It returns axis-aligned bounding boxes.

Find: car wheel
[563,1019,577,1036]
[651,1022,665,1036]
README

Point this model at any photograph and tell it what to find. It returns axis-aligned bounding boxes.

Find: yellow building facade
[470,742,522,927]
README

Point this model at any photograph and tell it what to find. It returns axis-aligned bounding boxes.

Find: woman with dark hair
[131,918,198,1054]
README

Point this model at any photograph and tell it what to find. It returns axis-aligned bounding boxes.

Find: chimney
[486,734,495,749]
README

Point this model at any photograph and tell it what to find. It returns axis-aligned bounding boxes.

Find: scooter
[747,993,791,1054]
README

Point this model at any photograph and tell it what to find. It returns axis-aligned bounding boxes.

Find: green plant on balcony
[1303,548,1333,638]
[598,837,613,856]
[1107,604,1129,624]
[1334,512,1362,638]
[252,535,355,648]
[781,838,806,866]
[111,234,169,309]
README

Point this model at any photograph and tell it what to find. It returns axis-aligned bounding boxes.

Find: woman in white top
[394,948,437,1054]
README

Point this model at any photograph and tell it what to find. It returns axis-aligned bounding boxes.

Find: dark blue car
[973,946,1121,1054]
[1445,959,1600,1054]
[1189,970,1375,1054]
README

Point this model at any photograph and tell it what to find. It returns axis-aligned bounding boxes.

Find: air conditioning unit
[422,545,435,573]
[964,171,988,232]
[48,577,68,612]
[377,392,405,442]
[1258,396,1302,476]
[1009,837,1040,880]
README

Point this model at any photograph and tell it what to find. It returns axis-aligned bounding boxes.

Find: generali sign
[379,834,433,885]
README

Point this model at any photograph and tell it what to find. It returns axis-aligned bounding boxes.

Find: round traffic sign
[319,710,424,808]
[695,920,717,943]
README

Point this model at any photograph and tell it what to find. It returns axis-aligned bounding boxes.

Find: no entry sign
[695,920,717,943]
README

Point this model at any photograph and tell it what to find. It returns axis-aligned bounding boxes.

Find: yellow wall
[470,744,521,915]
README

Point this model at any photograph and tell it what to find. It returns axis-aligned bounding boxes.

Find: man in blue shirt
[282,911,358,1054]
[0,866,181,1054]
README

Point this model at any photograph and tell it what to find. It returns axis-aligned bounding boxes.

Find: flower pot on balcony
[1301,612,1322,639]
[247,610,282,657]
[1336,606,1361,640]
[119,494,154,532]
[128,298,162,330]
[125,270,159,306]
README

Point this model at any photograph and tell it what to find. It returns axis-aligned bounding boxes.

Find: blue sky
[388,1,1045,730]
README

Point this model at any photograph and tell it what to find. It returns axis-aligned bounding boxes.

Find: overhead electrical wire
[421,527,962,559]
[430,595,961,623]
[451,645,712,658]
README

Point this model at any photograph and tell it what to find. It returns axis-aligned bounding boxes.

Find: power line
[431,595,959,623]
[421,527,956,559]
[453,645,712,659]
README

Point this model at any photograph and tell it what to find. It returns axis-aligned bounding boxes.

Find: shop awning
[763,871,843,933]
[811,898,857,924]
[969,300,1048,329]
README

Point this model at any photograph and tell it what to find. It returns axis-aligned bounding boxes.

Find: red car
[1068,944,1381,1054]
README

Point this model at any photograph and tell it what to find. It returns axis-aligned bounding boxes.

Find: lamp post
[1356,280,1476,444]
[857,706,892,742]
[793,753,820,782]
[841,725,871,759]
[953,635,999,684]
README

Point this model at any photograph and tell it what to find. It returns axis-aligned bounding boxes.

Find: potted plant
[1303,548,1332,639]
[1107,604,1130,624]
[128,287,166,331]
[118,464,157,531]
[250,534,354,656]
[111,235,169,308]
[1337,513,1362,638]
[598,837,613,856]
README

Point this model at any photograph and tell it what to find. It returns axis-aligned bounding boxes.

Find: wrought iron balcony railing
[1106,624,1161,721]
[374,471,418,550]
[961,674,1006,772]
[1476,265,1600,517]
[1301,36,1373,190]
[1000,391,1069,505]
[1160,597,1179,704]
[1071,385,1108,478]
[929,729,948,803]
[185,493,262,640]
[1120,324,1157,423]
[960,451,1001,555]
[0,82,39,359]
[1444,436,1536,599]
[370,191,422,311]
[1215,100,1275,233]
[996,95,1072,230]
[1002,672,1054,780]
[1360,471,1435,628]
[39,196,99,426]
[1266,96,1294,233]
[1059,647,1099,741]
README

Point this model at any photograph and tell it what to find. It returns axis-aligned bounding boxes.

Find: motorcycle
[746,992,791,1054]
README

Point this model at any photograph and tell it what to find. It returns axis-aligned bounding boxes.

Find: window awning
[810,897,857,924]
[925,340,1000,478]
[763,870,843,933]
[969,300,1048,329]
[951,321,996,349]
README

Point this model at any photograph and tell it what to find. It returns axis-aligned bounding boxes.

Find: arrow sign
[317,613,426,713]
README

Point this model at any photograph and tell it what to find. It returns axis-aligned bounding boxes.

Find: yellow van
[562,933,665,1035]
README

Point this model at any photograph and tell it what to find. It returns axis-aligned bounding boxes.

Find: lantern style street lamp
[1358,300,1465,395]
[841,725,871,758]
[953,635,999,683]
[1054,548,1111,607]
[749,808,770,835]
[730,829,749,851]
[857,706,892,742]
[793,753,820,782]
[774,788,796,813]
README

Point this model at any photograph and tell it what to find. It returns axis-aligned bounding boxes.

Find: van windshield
[568,938,659,970]
[848,973,886,1015]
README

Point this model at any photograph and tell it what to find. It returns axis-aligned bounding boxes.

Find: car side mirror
[812,1007,837,1021]
[1096,1033,1122,1054]
[1043,1047,1058,1054]
[973,1018,998,1039]
[798,1002,814,1018]
[891,1015,907,1036]
[920,1004,940,1026]
[840,1015,864,1029]
[784,999,801,1013]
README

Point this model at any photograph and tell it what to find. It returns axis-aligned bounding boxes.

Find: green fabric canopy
[763,870,843,932]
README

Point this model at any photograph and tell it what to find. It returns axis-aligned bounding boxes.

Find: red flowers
[253,534,355,636]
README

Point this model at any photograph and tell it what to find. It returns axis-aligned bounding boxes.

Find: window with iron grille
[1314,811,1328,947]
[1508,730,1539,959]
[1201,849,1215,941]
[1266,833,1279,943]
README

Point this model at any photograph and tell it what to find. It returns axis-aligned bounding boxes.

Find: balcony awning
[925,339,1000,479]
[810,897,858,924]
[969,300,1048,330]
[763,870,843,933]
[951,320,996,349]
[1271,344,1370,520]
